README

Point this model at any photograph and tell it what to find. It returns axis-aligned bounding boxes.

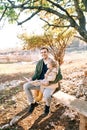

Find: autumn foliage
[18,29,75,65]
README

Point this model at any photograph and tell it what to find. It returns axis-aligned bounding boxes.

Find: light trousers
[23,82,55,106]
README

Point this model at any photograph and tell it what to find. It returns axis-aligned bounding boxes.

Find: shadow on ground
[8,103,79,130]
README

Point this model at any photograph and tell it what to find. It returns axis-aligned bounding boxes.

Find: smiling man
[23,47,62,115]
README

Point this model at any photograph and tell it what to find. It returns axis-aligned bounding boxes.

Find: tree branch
[17,10,40,25]
[74,0,86,30]
[47,0,70,16]
[40,17,71,28]
[6,0,77,28]
[6,0,69,20]
[7,0,30,6]
[47,0,77,27]
[82,0,87,12]
[0,6,7,21]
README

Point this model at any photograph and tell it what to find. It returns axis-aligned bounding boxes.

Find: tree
[18,28,75,65]
[0,0,87,42]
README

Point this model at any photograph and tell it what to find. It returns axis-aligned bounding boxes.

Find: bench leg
[79,114,87,130]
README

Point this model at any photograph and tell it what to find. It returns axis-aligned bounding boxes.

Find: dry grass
[0,62,36,83]
[0,51,87,130]
[0,62,35,75]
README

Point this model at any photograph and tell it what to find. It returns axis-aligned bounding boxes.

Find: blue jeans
[23,82,55,106]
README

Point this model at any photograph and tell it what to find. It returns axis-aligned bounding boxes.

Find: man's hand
[23,77,32,81]
[40,80,49,86]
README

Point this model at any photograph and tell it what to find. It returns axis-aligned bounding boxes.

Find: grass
[0,62,36,83]
[0,62,36,126]
[0,62,35,75]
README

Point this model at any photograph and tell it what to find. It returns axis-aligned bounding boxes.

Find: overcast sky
[0,16,44,49]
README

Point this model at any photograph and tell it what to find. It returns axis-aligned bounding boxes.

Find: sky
[0,16,44,49]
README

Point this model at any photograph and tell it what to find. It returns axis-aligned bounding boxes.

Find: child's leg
[35,91,43,102]
[31,80,41,99]
[34,85,45,102]
[34,90,40,97]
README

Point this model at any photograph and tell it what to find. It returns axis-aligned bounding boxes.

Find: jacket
[32,59,43,80]
[32,59,63,83]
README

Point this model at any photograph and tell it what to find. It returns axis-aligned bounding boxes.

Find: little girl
[29,59,58,102]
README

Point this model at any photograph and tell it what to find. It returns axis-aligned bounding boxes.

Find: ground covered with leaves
[0,51,87,130]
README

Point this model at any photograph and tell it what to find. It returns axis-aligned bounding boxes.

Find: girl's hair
[48,59,57,67]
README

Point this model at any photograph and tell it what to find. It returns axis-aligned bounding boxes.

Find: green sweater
[32,59,63,84]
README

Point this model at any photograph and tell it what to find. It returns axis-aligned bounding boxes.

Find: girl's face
[47,62,52,69]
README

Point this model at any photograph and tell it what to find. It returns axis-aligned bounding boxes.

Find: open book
[23,76,30,81]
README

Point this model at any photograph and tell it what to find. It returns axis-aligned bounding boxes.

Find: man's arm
[32,59,43,80]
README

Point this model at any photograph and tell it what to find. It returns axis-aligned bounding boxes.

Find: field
[0,62,35,83]
[0,51,87,130]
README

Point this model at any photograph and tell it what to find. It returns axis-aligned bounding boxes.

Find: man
[23,47,62,115]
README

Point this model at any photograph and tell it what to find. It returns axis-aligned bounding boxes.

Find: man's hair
[40,47,49,52]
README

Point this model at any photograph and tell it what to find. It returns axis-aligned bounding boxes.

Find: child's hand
[40,80,49,86]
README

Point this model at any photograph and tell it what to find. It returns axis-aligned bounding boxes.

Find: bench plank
[53,91,87,117]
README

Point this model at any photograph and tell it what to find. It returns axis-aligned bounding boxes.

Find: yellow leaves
[18,34,51,50]
[45,28,76,65]
[66,7,75,14]
[40,0,48,5]
[30,0,49,6]
[18,27,76,65]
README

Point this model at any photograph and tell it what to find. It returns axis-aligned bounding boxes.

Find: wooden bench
[53,90,87,130]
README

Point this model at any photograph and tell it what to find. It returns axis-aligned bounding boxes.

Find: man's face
[40,49,49,59]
